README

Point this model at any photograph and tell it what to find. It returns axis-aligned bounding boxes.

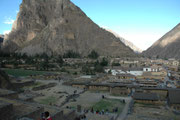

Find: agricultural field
[3,68,50,77]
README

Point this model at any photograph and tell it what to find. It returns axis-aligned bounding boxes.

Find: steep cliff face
[143,23,180,59]
[3,0,136,57]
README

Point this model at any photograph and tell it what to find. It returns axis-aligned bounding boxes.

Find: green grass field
[3,68,49,77]
[92,99,125,114]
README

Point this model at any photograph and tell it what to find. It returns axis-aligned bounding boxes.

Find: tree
[112,62,121,66]
[57,55,64,67]
[63,50,81,58]
[94,64,104,73]
[178,61,180,72]
[88,50,99,59]
[39,53,49,70]
[81,65,95,75]
[100,58,108,66]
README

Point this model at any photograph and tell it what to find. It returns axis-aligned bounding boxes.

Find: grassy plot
[38,96,57,105]
[92,99,125,114]
[3,68,49,77]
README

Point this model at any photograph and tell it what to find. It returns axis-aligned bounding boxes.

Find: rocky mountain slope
[2,0,136,57]
[143,23,180,59]
[104,28,142,53]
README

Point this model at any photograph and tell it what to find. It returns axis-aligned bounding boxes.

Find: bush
[94,64,104,73]
[100,58,108,66]
[88,50,99,59]
[112,62,121,66]
[63,50,81,58]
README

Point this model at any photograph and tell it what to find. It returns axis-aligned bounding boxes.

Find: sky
[0,0,179,50]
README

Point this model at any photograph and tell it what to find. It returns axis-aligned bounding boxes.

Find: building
[168,89,180,110]
[143,67,151,72]
[116,73,136,80]
[168,58,179,66]
[110,85,131,96]
[133,92,162,104]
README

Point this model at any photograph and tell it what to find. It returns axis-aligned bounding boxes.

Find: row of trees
[81,58,109,75]
[0,50,99,59]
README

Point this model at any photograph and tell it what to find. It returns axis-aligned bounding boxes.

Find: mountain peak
[2,0,136,57]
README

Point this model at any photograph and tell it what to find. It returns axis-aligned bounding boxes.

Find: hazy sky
[0,0,179,50]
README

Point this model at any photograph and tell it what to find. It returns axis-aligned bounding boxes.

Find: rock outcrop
[3,0,136,57]
[143,23,180,59]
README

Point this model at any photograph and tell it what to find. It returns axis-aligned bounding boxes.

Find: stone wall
[72,84,87,89]
[110,87,131,96]
[144,89,168,100]
[12,81,35,88]
[135,100,165,105]
[22,107,44,120]
[0,101,13,120]
[0,92,18,99]
[88,85,110,91]
[32,83,57,91]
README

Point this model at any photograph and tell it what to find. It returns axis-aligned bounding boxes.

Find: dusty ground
[63,91,110,109]
[29,79,83,106]
[126,103,180,120]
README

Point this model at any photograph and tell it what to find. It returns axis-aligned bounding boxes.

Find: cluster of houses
[69,81,180,111]
[69,58,180,111]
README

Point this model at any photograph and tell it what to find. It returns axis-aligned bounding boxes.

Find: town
[0,51,180,120]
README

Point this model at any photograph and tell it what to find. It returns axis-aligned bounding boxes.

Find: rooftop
[133,92,159,101]
[168,89,180,104]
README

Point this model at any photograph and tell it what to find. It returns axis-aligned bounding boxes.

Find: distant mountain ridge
[104,28,142,53]
[143,23,180,59]
[2,0,136,57]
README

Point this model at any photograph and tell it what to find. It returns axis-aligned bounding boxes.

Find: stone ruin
[0,88,78,120]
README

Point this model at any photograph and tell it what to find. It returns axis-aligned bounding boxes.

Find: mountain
[0,34,4,42]
[104,28,142,53]
[2,0,136,57]
[143,23,180,59]
[120,39,142,53]
[0,35,4,49]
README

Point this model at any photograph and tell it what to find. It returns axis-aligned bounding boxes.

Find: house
[87,83,110,91]
[168,58,179,66]
[168,89,180,110]
[133,92,162,104]
[143,65,164,72]
[71,82,89,89]
[110,84,131,96]
[142,88,168,100]
[116,73,136,80]
[125,67,143,76]
[143,67,151,72]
